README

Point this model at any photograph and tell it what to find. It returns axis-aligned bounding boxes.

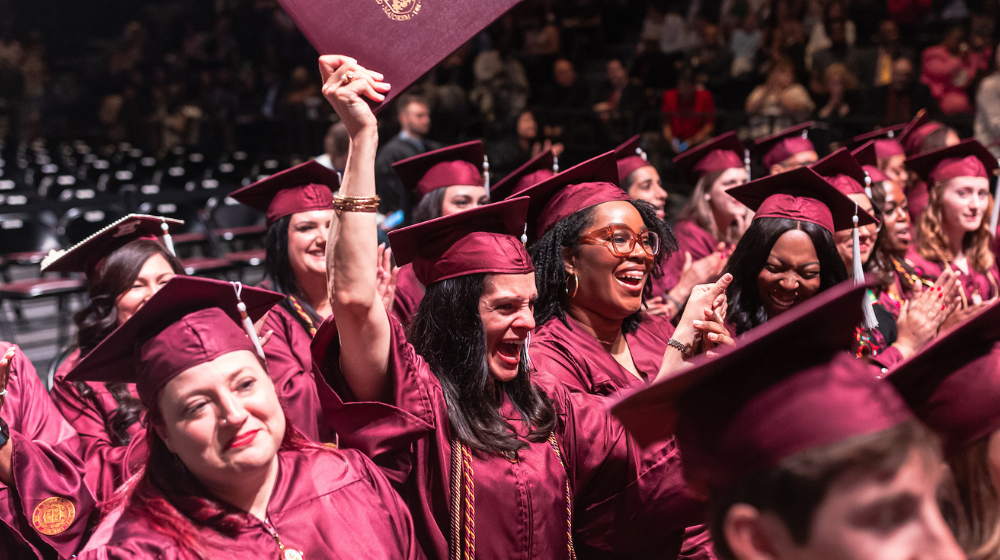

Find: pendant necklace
[262,517,304,560]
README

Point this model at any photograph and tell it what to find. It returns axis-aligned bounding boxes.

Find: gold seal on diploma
[376,0,421,21]
[32,497,76,536]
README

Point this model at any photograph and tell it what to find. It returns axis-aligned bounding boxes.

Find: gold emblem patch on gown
[32,497,75,535]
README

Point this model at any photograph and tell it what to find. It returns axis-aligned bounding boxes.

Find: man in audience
[373,94,440,221]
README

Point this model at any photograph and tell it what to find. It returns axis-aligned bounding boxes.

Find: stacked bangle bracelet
[333,194,380,213]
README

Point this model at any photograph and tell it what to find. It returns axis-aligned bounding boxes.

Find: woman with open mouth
[312,55,732,560]
[813,148,959,371]
[230,161,350,443]
[66,277,422,560]
[387,141,491,329]
[649,132,752,319]
[723,166,871,336]
[906,139,1000,323]
[43,214,185,500]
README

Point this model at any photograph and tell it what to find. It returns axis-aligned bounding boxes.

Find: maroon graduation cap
[811,147,867,196]
[672,131,748,183]
[40,214,183,277]
[610,279,912,493]
[613,135,653,182]
[491,149,558,202]
[727,166,877,233]
[65,277,284,407]
[392,141,486,200]
[751,121,816,169]
[276,0,522,112]
[899,109,944,156]
[518,151,630,242]
[387,196,533,286]
[847,124,906,157]
[229,160,339,226]
[888,299,1000,456]
[905,138,999,184]
[851,141,891,184]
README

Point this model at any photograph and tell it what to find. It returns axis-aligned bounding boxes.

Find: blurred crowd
[1,0,999,174]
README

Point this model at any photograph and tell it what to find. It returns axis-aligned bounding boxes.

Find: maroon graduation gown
[77,446,423,559]
[652,219,730,299]
[391,264,425,329]
[313,314,707,560]
[50,350,146,502]
[528,314,715,560]
[1,343,97,560]
[529,313,674,395]
[905,247,1000,306]
[260,304,328,442]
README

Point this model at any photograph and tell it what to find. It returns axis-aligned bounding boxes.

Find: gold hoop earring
[565,273,579,298]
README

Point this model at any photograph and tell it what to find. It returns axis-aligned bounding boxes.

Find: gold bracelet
[333,195,380,213]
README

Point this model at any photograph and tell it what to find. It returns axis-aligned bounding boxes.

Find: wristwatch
[0,418,9,448]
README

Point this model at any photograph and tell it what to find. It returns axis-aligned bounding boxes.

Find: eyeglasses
[579,225,660,257]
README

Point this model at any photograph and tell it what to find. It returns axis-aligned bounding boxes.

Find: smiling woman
[66,277,422,560]
[229,161,343,442]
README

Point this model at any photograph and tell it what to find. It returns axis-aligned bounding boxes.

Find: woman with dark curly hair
[67,277,421,560]
[522,151,731,399]
[722,166,870,336]
[44,214,184,499]
[312,55,730,560]
[906,140,1000,324]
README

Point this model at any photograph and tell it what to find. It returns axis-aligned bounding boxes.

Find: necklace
[262,517,304,560]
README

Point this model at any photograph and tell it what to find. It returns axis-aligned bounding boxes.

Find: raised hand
[0,346,16,414]
[319,55,391,137]
[376,243,399,313]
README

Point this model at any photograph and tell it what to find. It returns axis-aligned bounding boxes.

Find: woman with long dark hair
[906,140,1000,319]
[648,132,751,318]
[67,277,422,560]
[888,300,1000,560]
[44,214,185,499]
[313,55,728,560]
[388,141,490,328]
[812,148,958,369]
[722,166,869,335]
[229,160,347,441]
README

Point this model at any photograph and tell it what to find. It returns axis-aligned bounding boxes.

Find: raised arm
[320,55,394,402]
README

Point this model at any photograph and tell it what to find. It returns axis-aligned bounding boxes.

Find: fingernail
[709,333,718,340]
[938,293,943,299]
[693,320,704,327]
[942,304,946,310]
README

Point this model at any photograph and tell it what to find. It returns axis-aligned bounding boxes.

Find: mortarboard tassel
[862,170,873,200]
[231,281,266,360]
[520,223,528,245]
[160,220,176,257]
[483,154,490,197]
[637,146,647,161]
[990,159,1000,235]
[744,148,751,180]
[853,204,879,330]
[552,156,559,174]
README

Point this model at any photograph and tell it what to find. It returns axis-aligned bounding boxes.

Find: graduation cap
[276,0,522,112]
[899,109,944,156]
[672,131,749,183]
[888,300,1000,456]
[65,277,284,407]
[610,279,912,493]
[392,141,487,200]
[851,141,891,185]
[727,166,878,233]
[810,148,880,329]
[518,152,630,242]
[906,139,1000,233]
[613,135,653,182]
[847,124,906,157]
[490,149,559,202]
[40,214,182,277]
[751,122,816,169]
[229,160,339,226]
[387,197,533,286]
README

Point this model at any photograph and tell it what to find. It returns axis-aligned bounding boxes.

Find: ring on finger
[340,70,356,86]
